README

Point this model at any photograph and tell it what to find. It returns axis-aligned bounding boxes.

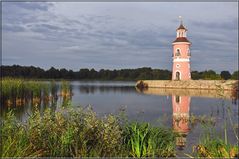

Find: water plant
[189,113,216,127]
[123,122,176,157]
[60,80,71,97]
[1,78,53,107]
[192,109,239,158]
[193,128,238,158]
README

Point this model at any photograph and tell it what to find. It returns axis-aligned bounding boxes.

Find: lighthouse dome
[177,24,187,31]
[173,37,190,43]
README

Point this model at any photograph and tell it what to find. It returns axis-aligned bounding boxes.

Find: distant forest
[1,65,238,80]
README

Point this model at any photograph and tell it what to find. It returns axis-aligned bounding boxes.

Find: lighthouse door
[176,72,180,80]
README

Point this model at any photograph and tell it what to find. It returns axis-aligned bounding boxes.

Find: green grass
[192,108,239,158]
[193,127,238,158]
[1,78,50,106]
[60,80,71,96]
[1,78,71,107]
[1,107,177,157]
[123,122,176,157]
[1,105,238,157]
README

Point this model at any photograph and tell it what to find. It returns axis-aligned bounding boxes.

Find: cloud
[2,24,26,32]
[2,2,238,72]
[4,2,53,11]
[191,19,238,31]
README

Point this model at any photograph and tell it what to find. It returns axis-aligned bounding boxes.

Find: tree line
[1,65,238,80]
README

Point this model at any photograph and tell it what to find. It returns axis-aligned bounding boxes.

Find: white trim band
[172,42,191,45]
[173,58,190,62]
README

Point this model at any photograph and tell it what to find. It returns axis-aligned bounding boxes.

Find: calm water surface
[3,81,238,154]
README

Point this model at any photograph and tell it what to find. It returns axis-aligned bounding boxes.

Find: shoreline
[136,80,239,91]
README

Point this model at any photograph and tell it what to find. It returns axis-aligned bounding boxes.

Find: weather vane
[179,16,183,24]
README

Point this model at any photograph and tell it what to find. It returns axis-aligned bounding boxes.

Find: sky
[2,2,238,72]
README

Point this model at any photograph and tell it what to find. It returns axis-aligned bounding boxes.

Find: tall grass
[1,107,177,157]
[60,80,71,97]
[1,78,71,107]
[1,78,50,106]
[193,127,238,158]
[192,107,239,158]
[123,122,176,157]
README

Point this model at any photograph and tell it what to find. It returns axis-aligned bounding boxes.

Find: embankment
[136,80,238,91]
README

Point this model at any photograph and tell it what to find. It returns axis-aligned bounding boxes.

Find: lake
[2,80,238,155]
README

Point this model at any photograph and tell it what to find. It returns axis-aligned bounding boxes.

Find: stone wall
[136,80,238,91]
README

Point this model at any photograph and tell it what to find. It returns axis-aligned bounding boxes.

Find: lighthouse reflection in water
[172,95,190,150]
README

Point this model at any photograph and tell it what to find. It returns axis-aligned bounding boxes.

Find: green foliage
[1,111,39,157]
[190,103,239,158]
[61,81,70,93]
[2,65,236,81]
[1,78,72,107]
[189,114,216,127]
[1,107,177,157]
[191,71,202,80]
[123,122,176,157]
[191,70,222,80]
[1,78,51,102]
[220,71,231,80]
[2,106,238,158]
[231,70,238,80]
[1,65,172,80]
[202,70,221,80]
[193,131,238,158]
[50,80,58,97]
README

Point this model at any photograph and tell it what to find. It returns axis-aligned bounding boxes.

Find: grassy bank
[1,107,177,157]
[1,106,238,158]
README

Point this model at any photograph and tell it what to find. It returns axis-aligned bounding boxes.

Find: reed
[1,78,65,107]
[192,109,239,158]
[1,104,238,157]
[1,107,177,157]
[123,122,176,157]
[193,128,238,158]
[189,114,216,127]
[60,80,72,97]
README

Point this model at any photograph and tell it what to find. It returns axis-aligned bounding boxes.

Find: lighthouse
[172,17,191,80]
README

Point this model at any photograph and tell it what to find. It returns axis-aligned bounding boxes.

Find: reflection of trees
[78,86,135,94]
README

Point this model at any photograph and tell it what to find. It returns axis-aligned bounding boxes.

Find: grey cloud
[30,24,62,33]
[191,19,238,31]
[12,2,53,11]
[2,24,25,32]
[2,2,238,73]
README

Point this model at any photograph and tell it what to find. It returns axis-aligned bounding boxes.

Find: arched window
[187,49,191,56]
[176,49,181,56]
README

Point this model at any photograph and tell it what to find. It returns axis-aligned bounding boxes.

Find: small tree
[231,71,238,80]
[220,71,231,80]
[202,70,221,80]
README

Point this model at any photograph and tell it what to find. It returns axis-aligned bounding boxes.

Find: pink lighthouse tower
[172,16,191,80]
